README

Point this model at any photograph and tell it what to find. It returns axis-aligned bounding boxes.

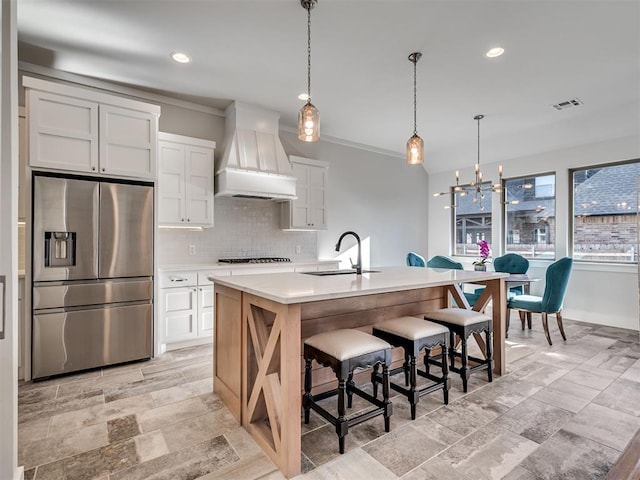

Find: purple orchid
[474,240,491,265]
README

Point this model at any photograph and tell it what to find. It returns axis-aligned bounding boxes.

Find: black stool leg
[485,328,493,383]
[371,363,380,398]
[461,335,469,393]
[449,331,456,371]
[382,363,391,432]
[403,352,410,386]
[409,354,418,420]
[347,373,355,408]
[441,343,449,405]
[303,358,312,424]
[337,379,348,454]
[424,347,431,376]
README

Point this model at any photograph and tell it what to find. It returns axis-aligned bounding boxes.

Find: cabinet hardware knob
[187,218,190,222]
[101,168,105,172]
[181,218,185,222]
[92,166,96,171]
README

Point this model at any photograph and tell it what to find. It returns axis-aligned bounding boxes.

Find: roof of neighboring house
[452,163,640,218]
[573,163,640,216]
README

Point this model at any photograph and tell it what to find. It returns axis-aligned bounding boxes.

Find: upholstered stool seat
[303,329,393,453]
[372,316,450,419]
[424,308,493,393]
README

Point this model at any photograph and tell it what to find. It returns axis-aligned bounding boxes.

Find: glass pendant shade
[298,101,320,142]
[406,133,424,165]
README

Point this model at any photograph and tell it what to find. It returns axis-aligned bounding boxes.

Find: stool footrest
[305,384,391,429]
[373,370,447,400]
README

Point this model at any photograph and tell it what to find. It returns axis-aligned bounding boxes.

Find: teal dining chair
[493,253,529,296]
[426,255,463,269]
[473,253,531,323]
[507,257,573,345]
[426,255,480,306]
[406,252,426,267]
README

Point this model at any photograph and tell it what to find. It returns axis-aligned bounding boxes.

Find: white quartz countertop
[158,259,339,272]
[212,266,509,304]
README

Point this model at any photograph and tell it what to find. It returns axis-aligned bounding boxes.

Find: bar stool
[423,308,493,393]
[372,316,450,420]
[303,329,393,454]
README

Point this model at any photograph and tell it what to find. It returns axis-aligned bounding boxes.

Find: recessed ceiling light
[171,52,191,64]
[486,47,504,58]
[298,93,309,101]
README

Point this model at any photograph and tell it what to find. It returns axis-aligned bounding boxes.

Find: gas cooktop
[217,257,292,264]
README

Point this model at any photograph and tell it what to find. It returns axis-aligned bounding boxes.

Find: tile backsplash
[157,197,318,265]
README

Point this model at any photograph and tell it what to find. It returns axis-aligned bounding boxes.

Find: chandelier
[434,114,503,210]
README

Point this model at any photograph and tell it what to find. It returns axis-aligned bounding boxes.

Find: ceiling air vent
[551,98,583,111]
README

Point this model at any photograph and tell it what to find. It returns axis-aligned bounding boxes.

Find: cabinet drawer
[159,271,197,288]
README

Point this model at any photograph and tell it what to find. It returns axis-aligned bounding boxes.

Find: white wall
[280,131,430,269]
[429,135,640,331]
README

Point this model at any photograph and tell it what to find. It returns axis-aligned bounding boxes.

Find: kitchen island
[213,266,507,477]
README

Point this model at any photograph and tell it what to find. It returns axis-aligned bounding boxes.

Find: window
[504,174,556,259]
[572,160,640,263]
[453,183,492,256]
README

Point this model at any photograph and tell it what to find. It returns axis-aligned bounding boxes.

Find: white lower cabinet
[158,263,337,352]
[18,278,24,380]
[159,269,231,351]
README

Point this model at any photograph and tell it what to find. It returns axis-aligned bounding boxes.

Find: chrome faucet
[335,231,362,275]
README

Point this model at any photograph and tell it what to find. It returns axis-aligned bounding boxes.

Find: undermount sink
[301,269,380,276]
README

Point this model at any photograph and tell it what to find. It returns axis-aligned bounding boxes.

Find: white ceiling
[17,0,640,173]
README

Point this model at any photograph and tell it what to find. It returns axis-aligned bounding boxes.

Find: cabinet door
[28,90,99,173]
[99,105,157,179]
[291,163,310,227]
[198,285,214,337]
[18,279,24,380]
[18,115,26,220]
[307,165,327,229]
[282,161,328,230]
[185,146,214,225]
[158,141,187,225]
[161,287,198,342]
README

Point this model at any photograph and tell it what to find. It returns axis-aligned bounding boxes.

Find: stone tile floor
[18,317,640,479]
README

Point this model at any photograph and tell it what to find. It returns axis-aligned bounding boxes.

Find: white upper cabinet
[24,77,160,180]
[99,105,157,179]
[281,155,328,230]
[158,132,216,227]
[18,111,27,220]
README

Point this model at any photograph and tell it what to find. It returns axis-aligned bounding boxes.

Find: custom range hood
[215,101,297,200]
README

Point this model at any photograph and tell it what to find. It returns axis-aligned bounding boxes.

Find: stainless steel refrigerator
[31,173,154,379]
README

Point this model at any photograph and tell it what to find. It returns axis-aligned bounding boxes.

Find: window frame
[569,158,640,264]
[501,171,557,260]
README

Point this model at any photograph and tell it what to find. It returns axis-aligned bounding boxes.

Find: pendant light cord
[477,116,481,168]
[412,57,417,135]
[306,5,312,102]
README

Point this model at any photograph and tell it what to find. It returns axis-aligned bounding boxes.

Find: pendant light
[406,52,424,165]
[298,0,320,142]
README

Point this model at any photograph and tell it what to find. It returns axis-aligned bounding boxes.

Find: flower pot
[474,264,487,272]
